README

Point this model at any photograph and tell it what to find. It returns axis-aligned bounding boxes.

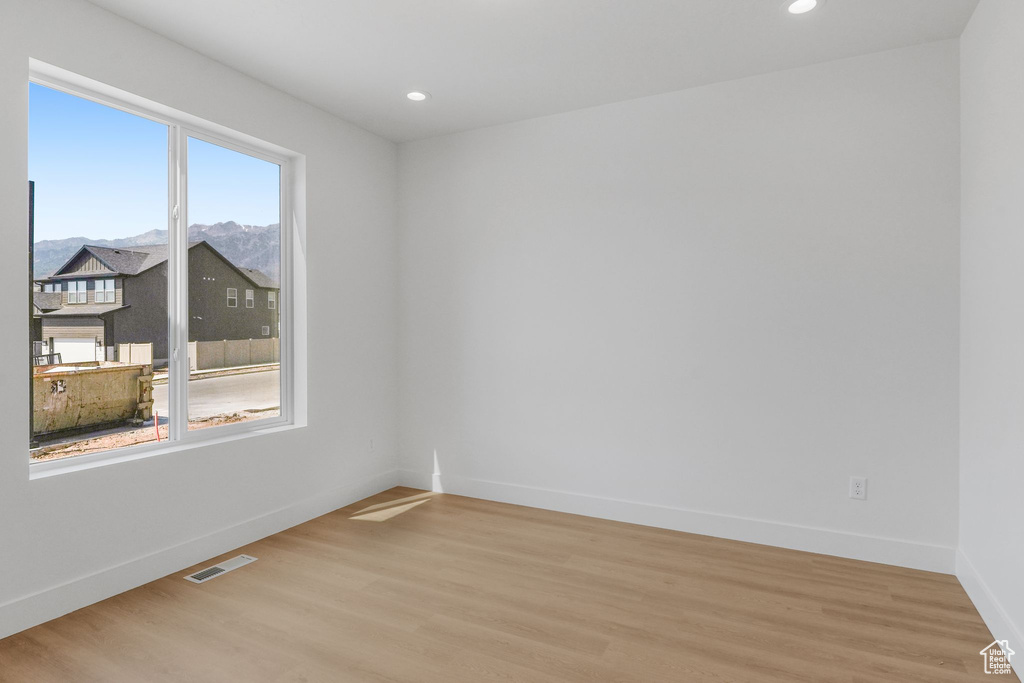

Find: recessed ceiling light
[406,91,430,102]
[787,0,819,14]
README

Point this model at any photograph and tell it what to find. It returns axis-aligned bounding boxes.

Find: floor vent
[184,554,257,584]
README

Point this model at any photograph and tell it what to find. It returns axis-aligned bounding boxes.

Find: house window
[67,280,87,304]
[28,64,296,471]
[97,279,115,303]
[268,291,276,309]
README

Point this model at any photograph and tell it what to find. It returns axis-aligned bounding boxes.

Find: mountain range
[33,222,281,281]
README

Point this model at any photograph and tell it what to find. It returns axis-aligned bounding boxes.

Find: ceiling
[85,0,979,142]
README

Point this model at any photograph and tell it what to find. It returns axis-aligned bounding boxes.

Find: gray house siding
[61,252,112,276]
[41,318,105,345]
[38,241,277,367]
[188,244,279,344]
[106,244,278,365]
[113,264,169,362]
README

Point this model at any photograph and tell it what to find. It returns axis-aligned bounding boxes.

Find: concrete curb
[151,363,279,386]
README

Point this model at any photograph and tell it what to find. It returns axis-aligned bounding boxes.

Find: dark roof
[85,244,163,275]
[41,304,129,317]
[49,243,176,278]
[238,267,278,289]
[48,241,278,289]
[33,291,62,312]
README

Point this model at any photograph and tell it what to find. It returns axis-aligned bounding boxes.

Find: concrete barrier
[32,361,153,436]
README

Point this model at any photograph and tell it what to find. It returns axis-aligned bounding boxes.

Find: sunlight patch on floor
[349,492,436,522]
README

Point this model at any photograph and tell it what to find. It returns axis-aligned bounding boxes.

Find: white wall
[398,40,962,572]
[959,0,1024,655]
[0,0,981,643]
[0,0,399,637]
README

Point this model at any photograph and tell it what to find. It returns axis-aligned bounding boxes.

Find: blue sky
[29,83,280,241]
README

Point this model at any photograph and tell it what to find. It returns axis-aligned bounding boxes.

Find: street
[153,369,281,420]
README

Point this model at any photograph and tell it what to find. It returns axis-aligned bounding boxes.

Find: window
[67,280,87,304]
[30,81,167,461]
[28,64,295,469]
[188,136,281,430]
[268,291,276,309]
[97,278,115,303]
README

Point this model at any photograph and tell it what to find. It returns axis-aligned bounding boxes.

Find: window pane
[29,83,169,461]
[186,137,281,430]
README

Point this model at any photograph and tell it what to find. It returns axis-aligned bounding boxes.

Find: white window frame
[262,325,270,336]
[29,60,302,479]
[97,278,115,303]
[227,287,238,308]
[268,291,276,310]
[67,280,87,304]
[245,288,254,308]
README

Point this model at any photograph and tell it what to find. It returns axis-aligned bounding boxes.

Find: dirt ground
[31,408,281,462]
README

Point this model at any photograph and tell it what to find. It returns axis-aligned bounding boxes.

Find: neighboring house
[34,240,279,365]
[31,291,63,354]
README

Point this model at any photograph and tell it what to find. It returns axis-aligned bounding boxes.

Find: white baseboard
[397,469,956,574]
[957,550,1023,681]
[0,468,400,641]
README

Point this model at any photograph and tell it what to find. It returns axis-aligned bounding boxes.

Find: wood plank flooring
[0,487,1008,682]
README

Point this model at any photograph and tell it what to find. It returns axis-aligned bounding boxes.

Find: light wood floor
[0,487,1005,682]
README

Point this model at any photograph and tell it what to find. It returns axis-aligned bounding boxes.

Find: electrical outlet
[849,476,867,500]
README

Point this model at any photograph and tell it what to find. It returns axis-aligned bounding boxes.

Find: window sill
[29,418,303,480]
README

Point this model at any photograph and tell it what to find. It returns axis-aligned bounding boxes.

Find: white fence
[191,338,280,371]
[117,342,153,366]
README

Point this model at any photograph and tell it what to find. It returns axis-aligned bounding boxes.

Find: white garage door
[53,338,98,363]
